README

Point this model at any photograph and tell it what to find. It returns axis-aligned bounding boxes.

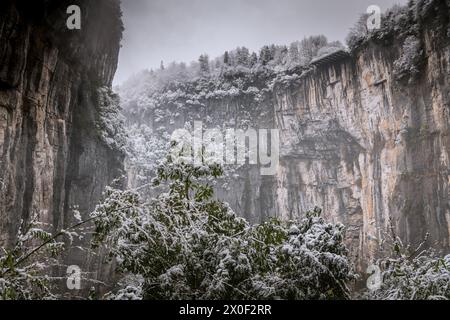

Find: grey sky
[115,0,407,85]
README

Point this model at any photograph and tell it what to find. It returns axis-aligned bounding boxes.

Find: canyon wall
[1,0,446,286]
[0,0,124,285]
[122,0,450,270]
[273,27,450,269]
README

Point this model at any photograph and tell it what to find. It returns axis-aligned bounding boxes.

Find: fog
[115,0,407,85]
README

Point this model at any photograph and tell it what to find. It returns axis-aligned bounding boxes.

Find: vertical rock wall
[122,1,450,270]
[0,0,124,283]
[273,7,450,268]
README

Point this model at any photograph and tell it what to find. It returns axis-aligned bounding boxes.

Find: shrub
[366,229,450,300]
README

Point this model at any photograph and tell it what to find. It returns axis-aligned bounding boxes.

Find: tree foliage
[366,227,450,300]
[91,156,355,300]
[0,219,65,300]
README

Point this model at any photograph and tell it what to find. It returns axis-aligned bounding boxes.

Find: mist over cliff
[118,0,450,271]
[0,0,449,300]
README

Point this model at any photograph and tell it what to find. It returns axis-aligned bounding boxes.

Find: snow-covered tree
[288,42,300,67]
[0,214,85,300]
[91,155,355,300]
[236,47,250,67]
[96,87,128,153]
[249,52,258,67]
[0,228,58,299]
[346,14,370,50]
[345,0,442,52]
[393,35,424,83]
[223,51,230,66]
[272,45,288,68]
[259,45,273,66]
[366,230,449,300]
[298,35,328,65]
[198,54,210,76]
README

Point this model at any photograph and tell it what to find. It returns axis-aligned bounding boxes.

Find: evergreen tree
[236,47,250,67]
[288,42,300,66]
[223,51,230,65]
[249,52,258,67]
[198,54,210,75]
[274,45,288,66]
[259,45,273,66]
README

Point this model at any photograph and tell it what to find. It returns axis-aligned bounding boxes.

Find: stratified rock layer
[0,0,124,285]
[272,8,450,268]
[122,1,450,270]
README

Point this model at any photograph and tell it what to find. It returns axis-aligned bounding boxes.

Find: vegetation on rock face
[344,0,447,88]
[118,35,346,191]
[96,86,128,153]
[346,0,446,51]
[91,156,355,300]
[118,35,344,117]
[119,1,449,117]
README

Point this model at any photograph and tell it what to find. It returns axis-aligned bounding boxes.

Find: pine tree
[288,42,300,66]
[249,52,258,67]
[299,35,328,65]
[259,45,273,66]
[198,54,210,75]
[236,47,250,67]
[223,51,230,65]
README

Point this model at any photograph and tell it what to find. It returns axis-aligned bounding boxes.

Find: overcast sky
[114,0,407,85]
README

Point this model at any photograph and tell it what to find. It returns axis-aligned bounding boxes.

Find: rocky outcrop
[0,0,124,285]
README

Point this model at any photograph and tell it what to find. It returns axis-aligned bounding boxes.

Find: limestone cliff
[272,2,450,268]
[121,0,450,270]
[0,0,124,281]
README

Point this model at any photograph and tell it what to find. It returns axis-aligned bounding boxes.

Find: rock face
[1,0,448,284]
[122,1,450,270]
[0,0,124,282]
[274,41,450,269]
[272,10,450,269]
